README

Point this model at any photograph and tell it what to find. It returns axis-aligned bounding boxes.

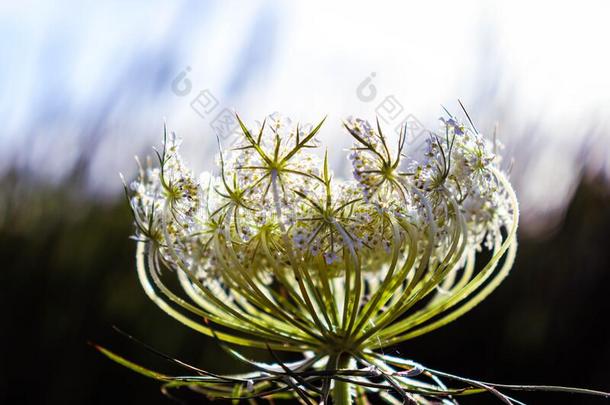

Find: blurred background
[1,1,609,404]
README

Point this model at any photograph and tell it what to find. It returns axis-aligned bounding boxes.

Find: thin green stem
[333,353,353,405]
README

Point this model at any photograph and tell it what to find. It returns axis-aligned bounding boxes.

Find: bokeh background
[1,1,609,404]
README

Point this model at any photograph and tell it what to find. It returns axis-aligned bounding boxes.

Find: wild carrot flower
[98,110,609,404]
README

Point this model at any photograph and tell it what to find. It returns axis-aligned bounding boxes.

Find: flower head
[111,111,524,403]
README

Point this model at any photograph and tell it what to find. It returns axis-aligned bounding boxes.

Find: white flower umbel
[98,111,606,403]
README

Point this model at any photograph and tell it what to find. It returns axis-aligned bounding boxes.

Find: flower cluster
[129,115,513,279]
[118,111,522,403]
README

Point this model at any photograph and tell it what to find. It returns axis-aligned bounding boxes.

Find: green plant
[98,110,609,404]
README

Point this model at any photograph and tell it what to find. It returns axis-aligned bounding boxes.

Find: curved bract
[113,111,530,403]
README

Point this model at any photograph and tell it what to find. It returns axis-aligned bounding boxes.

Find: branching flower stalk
[98,110,610,404]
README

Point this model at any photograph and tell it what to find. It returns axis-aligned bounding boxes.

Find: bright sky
[1,0,609,233]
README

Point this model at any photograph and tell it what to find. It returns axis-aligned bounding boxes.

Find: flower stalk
[333,353,355,405]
